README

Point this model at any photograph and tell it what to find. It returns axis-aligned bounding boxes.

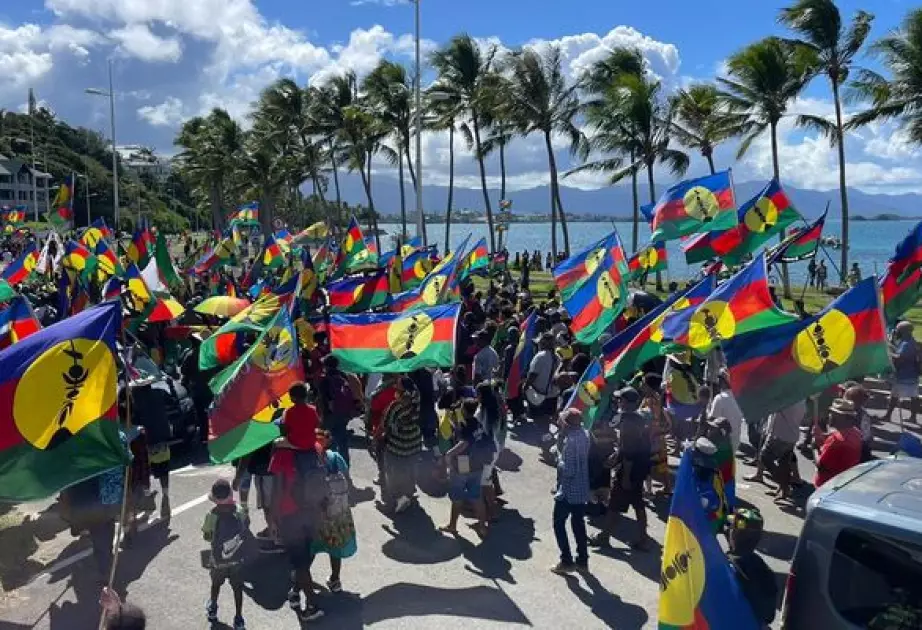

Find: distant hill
[333,174,922,220]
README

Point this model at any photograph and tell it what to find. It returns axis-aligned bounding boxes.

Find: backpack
[328,372,357,417]
[209,508,251,569]
[294,450,332,534]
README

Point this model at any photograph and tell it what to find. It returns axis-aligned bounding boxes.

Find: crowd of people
[2,227,919,630]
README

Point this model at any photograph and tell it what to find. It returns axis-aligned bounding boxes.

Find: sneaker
[298,605,325,622]
[233,615,246,630]
[326,578,342,593]
[587,534,610,548]
[287,589,301,611]
[575,561,590,574]
[206,601,218,623]
[395,496,412,513]
[550,561,576,575]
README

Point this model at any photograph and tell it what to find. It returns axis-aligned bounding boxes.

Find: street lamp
[410,0,425,246]
[86,59,119,232]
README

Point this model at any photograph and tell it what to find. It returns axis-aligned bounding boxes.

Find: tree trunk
[404,141,417,189]
[329,139,342,213]
[398,148,408,240]
[771,120,792,299]
[646,164,663,291]
[259,188,274,236]
[444,123,454,255]
[833,81,849,286]
[546,132,570,257]
[472,115,495,253]
[547,137,558,259]
[361,153,381,254]
[705,151,716,175]
[630,150,639,252]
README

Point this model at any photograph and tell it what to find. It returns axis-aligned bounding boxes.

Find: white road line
[29,493,210,584]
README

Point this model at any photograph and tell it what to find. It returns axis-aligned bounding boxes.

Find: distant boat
[822,235,843,249]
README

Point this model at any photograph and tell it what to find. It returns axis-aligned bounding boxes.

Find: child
[282,382,320,451]
[202,479,248,629]
[727,508,777,627]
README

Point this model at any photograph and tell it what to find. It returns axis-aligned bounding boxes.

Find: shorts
[892,382,918,400]
[254,475,272,510]
[449,471,482,502]
[608,482,645,515]
[210,564,243,586]
[150,460,170,481]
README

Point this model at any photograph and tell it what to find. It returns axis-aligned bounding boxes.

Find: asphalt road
[0,390,918,630]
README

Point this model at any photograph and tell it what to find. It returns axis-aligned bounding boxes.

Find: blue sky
[1,0,920,196]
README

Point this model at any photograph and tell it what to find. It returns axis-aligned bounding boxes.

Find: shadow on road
[380,507,461,565]
[561,570,649,628]
[460,507,536,584]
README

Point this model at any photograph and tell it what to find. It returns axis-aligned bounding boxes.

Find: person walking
[745,399,805,504]
[202,479,249,629]
[311,430,357,594]
[383,377,423,513]
[816,260,828,291]
[550,408,591,575]
[318,355,360,466]
[886,321,920,427]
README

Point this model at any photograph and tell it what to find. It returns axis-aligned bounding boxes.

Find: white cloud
[0,22,104,97]
[109,24,182,63]
[137,96,186,126]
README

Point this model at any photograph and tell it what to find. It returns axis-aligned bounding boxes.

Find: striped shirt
[555,426,590,505]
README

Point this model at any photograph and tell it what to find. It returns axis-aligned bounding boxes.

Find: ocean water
[380,220,910,284]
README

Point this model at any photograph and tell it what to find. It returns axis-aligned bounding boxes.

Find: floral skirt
[311,472,357,559]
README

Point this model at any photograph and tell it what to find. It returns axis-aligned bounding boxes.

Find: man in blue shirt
[551,408,590,575]
[887,321,919,425]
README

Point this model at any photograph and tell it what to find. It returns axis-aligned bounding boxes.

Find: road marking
[29,493,210,584]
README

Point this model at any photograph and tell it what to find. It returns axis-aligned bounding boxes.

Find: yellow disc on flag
[683,186,720,222]
[387,313,434,359]
[422,275,446,306]
[353,284,366,303]
[253,393,294,424]
[413,260,427,279]
[585,248,606,277]
[14,339,117,450]
[577,380,602,407]
[639,247,659,269]
[688,301,736,351]
[659,516,707,627]
[250,324,294,372]
[793,309,855,374]
[744,197,778,233]
[344,234,355,252]
[596,271,620,308]
[649,313,667,343]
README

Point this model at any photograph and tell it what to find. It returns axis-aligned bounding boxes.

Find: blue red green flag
[658,450,760,630]
[47,174,75,228]
[460,237,490,280]
[651,170,737,241]
[208,306,303,439]
[389,237,469,312]
[881,262,922,326]
[332,215,377,277]
[553,231,628,299]
[191,233,237,275]
[719,178,801,265]
[768,211,827,265]
[505,311,538,400]
[94,239,122,280]
[564,359,608,427]
[661,254,798,354]
[560,234,629,344]
[1,242,39,286]
[886,220,922,283]
[724,277,891,419]
[330,303,459,373]
[62,240,97,283]
[128,220,154,268]
[400,247,436,290]
[81,218,112,249]
[682,229,742,265]
[627,242,667,280]
[327,271,391,313]
[0,295,41,350]
[0,301,128,501]
[228,202,259,227]
[261,234,286,270]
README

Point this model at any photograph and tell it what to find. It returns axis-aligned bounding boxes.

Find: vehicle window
[828,528,922,629]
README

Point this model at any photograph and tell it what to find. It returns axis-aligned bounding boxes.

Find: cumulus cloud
[137,96,186,126]
[0,22,104,97]
[109,24,182,63]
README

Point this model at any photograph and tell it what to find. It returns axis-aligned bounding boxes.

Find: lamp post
[86,59,119,233]
[411,0,426,246]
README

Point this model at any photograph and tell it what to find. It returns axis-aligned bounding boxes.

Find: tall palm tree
[363,61,415,240]
[505,46,582,257]
[849,8,922,144]
[236,125,288,235]
[314,72,357,227]
[670,84,743,174]
[431,34,499,252]
[779,0,874,283]
[426,84,463,252]
[719,36,811,297]
[480,74,516,251]
[576,48,646,250]
[336,104,386,252]
[174,108,244,230]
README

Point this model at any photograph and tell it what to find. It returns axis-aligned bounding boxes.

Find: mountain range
[334,174,921,219]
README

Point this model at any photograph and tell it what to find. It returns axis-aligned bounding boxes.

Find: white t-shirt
[707,390,744,451]
[474,345,500,382]
[528,350,559,397]
[765,400,806,445]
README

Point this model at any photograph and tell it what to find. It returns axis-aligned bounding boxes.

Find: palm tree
[426,84,463,252]
[174,108,244,230]
[336,104,386,252]
[235,125,288,235]
[779,0,874,283]
[670,84,743,174]
[505,46,583,257]
[849,8,922,144]
[314,72,358,227]
[431,34,499,252]
[719,36,811,297]
[480,74,516,251]
[363,61,415,240]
